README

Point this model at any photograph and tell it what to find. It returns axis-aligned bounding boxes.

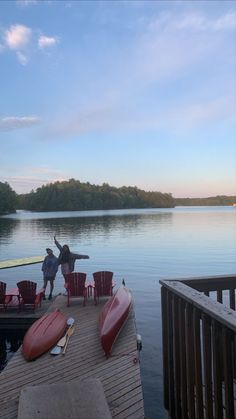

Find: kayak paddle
[50,317,75,355]
[62,325,74,355]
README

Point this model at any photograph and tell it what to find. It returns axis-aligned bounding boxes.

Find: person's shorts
[61,263,70,275]
[44,276,55,282]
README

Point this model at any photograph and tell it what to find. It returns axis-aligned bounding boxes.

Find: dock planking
[0,295,144,418]
[0,256,44,270]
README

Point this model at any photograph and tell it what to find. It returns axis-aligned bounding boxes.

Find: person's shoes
[48,294,52,300]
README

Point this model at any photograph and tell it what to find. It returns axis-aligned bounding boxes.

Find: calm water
[0,207,236,418]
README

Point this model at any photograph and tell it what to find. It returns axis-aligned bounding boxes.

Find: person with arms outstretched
[54,236,89,281]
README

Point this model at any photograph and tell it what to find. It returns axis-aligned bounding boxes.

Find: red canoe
[22,309,67,361]
[99,285,132,357]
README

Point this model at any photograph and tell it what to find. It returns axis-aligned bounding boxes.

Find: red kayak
[22,309,67,361]
[99,285,132,357]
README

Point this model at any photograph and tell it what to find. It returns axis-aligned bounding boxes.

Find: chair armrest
[35,288,45,304]
[5,295,13,305]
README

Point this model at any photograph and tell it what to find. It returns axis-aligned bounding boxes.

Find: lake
[0,207,236,418]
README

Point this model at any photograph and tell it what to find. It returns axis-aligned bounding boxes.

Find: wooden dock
[0,295,144,418]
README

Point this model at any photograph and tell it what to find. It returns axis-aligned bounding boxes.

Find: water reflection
[0,218,19,246]
[0,330,25,372]
[34,212,173,239]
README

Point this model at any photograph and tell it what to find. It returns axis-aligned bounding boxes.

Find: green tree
[0,182,17,215]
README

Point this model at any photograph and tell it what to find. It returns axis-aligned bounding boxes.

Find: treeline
[1,179,235,215]
[0,182,17,215]
[17,179,175,211]
[175,195,236,206]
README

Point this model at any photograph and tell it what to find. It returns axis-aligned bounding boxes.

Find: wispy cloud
[47,9,235,139]
[38,35,58,50]
[213,11,236,31]
[16,0,38,6]
[1,168,68,193]
[164,95,236,129]
[0,116,41,132]
[149,11,236,33]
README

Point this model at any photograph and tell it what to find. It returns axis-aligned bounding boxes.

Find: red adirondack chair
[64,272,87,307]
[17,280,44,311]
[0,281,12,310]
[92,271,116,305]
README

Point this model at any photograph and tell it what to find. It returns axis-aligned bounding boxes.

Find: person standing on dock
[54,236,89,282]
[42,248,58,300]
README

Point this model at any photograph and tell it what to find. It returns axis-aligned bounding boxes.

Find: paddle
[50,317,74,355]
[62,325,74,355]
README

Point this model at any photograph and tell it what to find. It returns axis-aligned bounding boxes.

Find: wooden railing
[160,275,236,419]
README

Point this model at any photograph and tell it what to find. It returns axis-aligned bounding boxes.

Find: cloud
[1,169,68,193]
[149,11,236,33]
[38,35,58,50]
[0,116,41,132]
[2,24,59,64]
[4,24,31,50]
[165,95,236,129]
[213,11,236,31]
[17,0,38,5]
[3,24,32,64]
[16,51,28,65]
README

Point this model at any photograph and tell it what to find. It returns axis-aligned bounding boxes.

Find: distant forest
[17,179,175,211]
[175,196,236,206]
[0,182,17,215]
[0,180,235,215]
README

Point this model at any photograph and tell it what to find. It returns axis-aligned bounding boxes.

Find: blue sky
[0,0,235,198]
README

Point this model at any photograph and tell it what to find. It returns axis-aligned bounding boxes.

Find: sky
[0,0,236,198]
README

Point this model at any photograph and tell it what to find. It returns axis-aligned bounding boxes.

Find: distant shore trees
[1,179,235,215]
[0,182,17,215]
[175,196,236,206]
[17,179,175,211]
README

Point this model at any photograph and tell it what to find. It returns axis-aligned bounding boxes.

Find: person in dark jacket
[42,248,58,300]
[54,236,89,281]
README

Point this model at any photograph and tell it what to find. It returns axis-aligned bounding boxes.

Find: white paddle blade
[50,345,61,355]
[56,336,67,347]
[67,317,74,326]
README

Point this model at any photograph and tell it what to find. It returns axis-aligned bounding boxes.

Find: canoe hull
[22,310,67,361]
[99,285,132,357]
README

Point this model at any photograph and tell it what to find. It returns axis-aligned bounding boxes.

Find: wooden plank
[172,295,181,419]
[229,289,235,310]
[167,290,175,418]
[185,303,195,419]
[212,320,223,419]
[0,256,44,269]
[193,308,204,419]
[161,286,169,410]
[222,328,234,419]
[202,313,213,419]
[178,299,188,418]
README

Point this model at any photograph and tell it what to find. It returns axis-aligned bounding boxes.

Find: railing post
[161,286,170,411]
[193,308,203,419]
[185,303,196,419]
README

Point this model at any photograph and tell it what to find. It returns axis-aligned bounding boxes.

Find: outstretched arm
[73,253,89,260]
[54,235,63,251]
